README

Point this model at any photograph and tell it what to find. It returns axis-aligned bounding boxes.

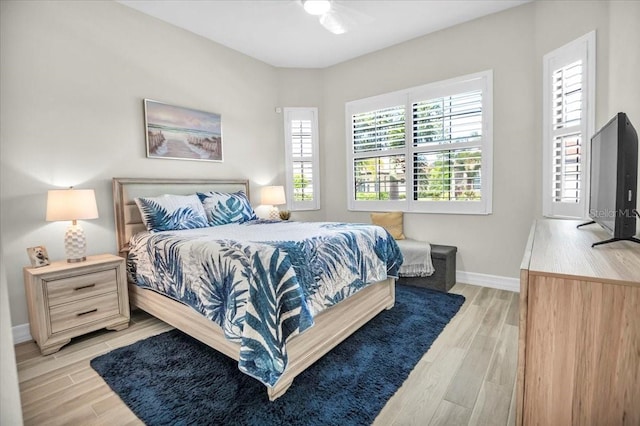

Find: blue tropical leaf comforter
[127,220,403,387]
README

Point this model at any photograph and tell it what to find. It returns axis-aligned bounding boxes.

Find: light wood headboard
[112,177,250,255]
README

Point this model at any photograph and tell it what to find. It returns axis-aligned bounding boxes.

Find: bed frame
[112,177,395,400]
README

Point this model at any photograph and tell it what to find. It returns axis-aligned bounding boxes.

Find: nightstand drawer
[49,292,120,333]
[47,269,118,307]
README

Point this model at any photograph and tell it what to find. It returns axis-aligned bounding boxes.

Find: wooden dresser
[517,219,640,425]
[23,254,130,355]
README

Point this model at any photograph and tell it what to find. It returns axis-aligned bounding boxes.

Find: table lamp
[46,188,99,263]
[261,186,286,220]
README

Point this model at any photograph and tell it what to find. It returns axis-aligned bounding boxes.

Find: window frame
[345,70,493,214]
[542,31,596,219]
[283,107,320,211]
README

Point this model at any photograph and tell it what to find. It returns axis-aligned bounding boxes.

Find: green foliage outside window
[293,173,313,201]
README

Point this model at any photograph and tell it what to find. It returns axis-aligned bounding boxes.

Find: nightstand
[23,254,130,355]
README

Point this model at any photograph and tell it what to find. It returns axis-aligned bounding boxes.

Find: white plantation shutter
[413,91,483,146]
[412,90,484,203]
[353,155,407,202]
[543,32,595,218]
[353,106,406,152]
[413,149,482,201]
[346,71,493,214]
[351,105,406,205]
[552,61,583,204]
[284,108,320,211]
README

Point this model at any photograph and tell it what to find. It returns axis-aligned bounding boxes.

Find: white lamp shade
[46,189,99,222]
[261,186,286,206]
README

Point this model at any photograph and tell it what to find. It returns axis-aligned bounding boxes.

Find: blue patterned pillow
[135,194,209,232]
[197,191,257,226]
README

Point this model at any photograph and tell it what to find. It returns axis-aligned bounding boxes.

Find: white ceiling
[118,0,531,68]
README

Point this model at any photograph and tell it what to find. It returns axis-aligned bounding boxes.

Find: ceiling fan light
[303,0,331,16]
[319,13,347,35]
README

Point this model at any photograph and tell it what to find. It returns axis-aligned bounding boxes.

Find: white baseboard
[456,270,520,293]
[13,323,32,345]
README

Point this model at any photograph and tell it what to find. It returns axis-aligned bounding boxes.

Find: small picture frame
[27,245,50,268]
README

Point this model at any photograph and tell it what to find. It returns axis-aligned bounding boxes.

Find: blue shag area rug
[90,285,465,426]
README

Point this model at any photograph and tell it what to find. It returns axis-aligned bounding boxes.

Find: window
[284,107,320,210]
[542,31,595,219]
[346,71,493,214]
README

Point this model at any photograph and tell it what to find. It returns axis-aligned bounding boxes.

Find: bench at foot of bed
[397,243,457,292]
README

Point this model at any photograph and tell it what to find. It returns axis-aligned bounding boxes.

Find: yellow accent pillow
[370,212,405,240]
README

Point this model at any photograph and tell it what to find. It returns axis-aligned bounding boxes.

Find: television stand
[576,218,640,247]
[576,220,596,229]
[518,219,640,425]
[591,236,640,247]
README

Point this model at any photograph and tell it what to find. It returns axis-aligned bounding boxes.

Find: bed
[112,177,402,400]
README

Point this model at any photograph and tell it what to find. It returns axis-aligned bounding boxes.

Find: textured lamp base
[65,223,87,263]
[268,206,280,220]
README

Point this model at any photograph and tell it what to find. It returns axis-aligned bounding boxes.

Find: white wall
[275,68,326,222]
[608,0,640,122]
[276,0,634,282]
[1,0,634,330]
[608,1,640,227]
[0,0,282,327]
[320,1,618,278]
[534,1,639,235]
[321,4,537,278]
[0,253,23,424]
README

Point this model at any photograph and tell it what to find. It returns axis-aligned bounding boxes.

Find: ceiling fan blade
[319,10,349,34]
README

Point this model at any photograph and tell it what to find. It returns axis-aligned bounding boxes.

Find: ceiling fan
[301,0,370,35]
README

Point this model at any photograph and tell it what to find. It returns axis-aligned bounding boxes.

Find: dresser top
[525,219,640,285]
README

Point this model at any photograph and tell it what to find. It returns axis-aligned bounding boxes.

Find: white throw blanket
[396,238,435,277]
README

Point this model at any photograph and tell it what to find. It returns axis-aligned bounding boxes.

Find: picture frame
[27,245,50,268]
[144,99,223,162]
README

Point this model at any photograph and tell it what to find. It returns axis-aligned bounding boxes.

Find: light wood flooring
[14,283,518,425]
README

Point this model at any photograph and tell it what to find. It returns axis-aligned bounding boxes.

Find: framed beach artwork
[144,99,223,162]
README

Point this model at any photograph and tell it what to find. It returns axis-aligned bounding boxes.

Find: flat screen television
[579,112,639,246]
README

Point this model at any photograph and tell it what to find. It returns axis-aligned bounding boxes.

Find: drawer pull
[74,284,96,291]
[76,309,98,317]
